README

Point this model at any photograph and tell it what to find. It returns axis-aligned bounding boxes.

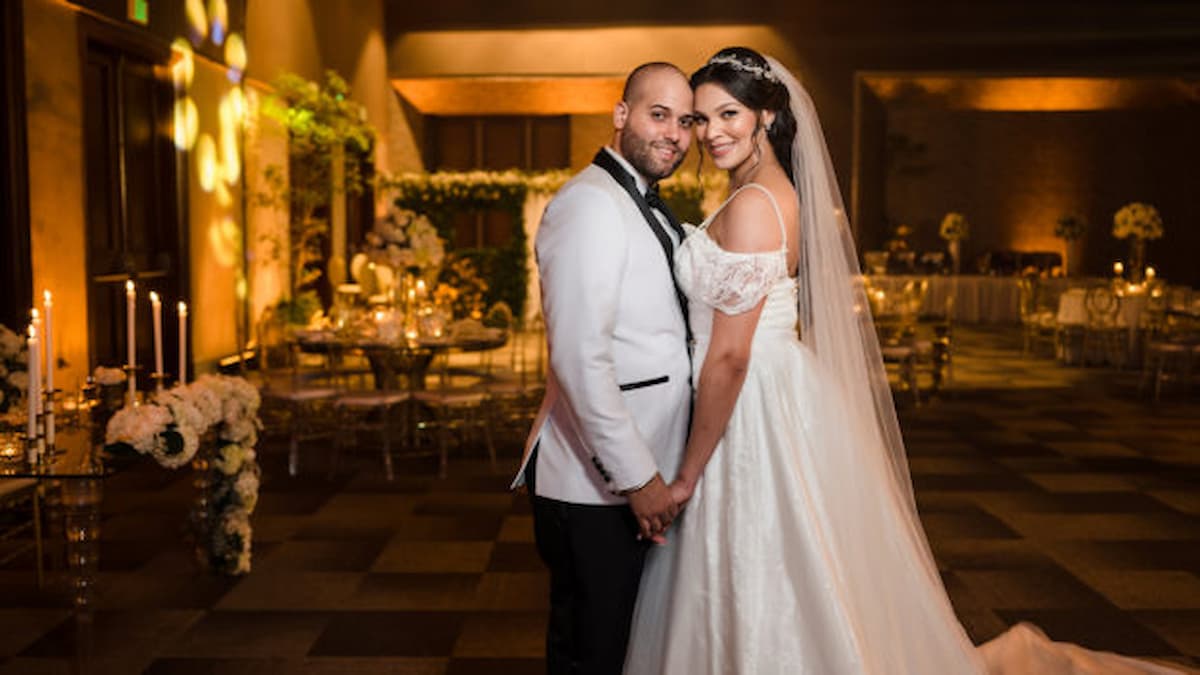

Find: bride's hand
[669,478,695,507]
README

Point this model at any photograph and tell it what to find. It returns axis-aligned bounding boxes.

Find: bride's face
[692,83,766,174]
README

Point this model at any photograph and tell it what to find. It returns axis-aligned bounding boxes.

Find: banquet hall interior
[1,0,1198,673]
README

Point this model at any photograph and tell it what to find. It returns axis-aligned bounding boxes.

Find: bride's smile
[692,82,772,180]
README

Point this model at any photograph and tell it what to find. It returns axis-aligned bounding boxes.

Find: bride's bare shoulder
[708,185,783,254]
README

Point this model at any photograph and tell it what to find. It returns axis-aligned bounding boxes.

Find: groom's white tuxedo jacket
[512,148,692,505]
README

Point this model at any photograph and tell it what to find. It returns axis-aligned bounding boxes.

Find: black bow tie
[645,185,684,240]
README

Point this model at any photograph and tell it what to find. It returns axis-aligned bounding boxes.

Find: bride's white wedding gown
[623,184,1184,675]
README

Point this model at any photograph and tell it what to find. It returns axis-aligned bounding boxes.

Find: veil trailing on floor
[767,55,1188,674]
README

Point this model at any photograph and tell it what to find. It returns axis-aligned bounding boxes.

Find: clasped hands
[627,473,697,544]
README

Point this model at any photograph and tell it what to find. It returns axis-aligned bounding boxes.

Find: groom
[511,62,695,675]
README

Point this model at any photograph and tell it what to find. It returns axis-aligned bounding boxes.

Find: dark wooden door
[83,40,184,384]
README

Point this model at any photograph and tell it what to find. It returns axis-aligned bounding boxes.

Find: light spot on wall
[186,0,208,45]
[170,38,194,91]
[225,33,246,83]
[218,92,241,185]
[208,215,241,268]
[196,134,217,192]
[173,98,198,150]
[208,0,228,46]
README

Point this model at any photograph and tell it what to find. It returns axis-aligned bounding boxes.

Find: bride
[623,46,1186,675]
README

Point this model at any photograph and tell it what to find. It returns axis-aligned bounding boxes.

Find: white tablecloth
[1056,288,1148,328]
[867,275,1022,324]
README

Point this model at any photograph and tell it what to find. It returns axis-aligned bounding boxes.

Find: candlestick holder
[38,392,63,458]
[150,372,168,394]
[122,365,142,407]
[25,436,40,468]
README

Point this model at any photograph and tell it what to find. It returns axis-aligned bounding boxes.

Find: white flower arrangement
[234,470,260,513]
[93,366,126,385]
[212,442,251,476]
[939,212,969,242]
[105,402,188,466]
[1112,202,1163,240]
[1054,214,1088,241]
[366,203,445,275]
[0,325,28,414]
[220,508,253,574]
[105,373,262,575]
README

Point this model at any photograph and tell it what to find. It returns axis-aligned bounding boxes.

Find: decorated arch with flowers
[381,169,707,323]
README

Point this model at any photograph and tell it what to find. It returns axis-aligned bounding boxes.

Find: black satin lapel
[592,151,676,265]
[591,150,692,342]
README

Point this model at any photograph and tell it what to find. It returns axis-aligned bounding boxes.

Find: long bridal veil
[768,55,1188,674]
[766,54,989,673]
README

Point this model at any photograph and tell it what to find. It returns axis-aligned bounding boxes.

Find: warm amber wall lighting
[866,76,1198,111]
[392,77,624,115]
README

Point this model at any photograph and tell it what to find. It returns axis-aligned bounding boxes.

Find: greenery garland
[380,169,707,319]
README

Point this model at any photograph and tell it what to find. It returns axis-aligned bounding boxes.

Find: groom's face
[614,69,693,182]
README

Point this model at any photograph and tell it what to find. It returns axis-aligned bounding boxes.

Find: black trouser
[526,448,648,675]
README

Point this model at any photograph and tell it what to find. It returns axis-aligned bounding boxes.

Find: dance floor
[1,326,1197,674]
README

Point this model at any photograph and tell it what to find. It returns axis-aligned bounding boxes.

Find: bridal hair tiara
[707,54,781,83]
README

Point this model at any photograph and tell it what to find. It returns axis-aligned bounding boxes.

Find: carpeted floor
[1,326,1197,674]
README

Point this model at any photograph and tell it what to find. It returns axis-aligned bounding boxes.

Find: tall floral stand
[104,374,261,577]
[188,434,258,576]
[1128,238,1147,283]
[1063,239,1083,277]
[188,435,216,573]
[948,239,961,276]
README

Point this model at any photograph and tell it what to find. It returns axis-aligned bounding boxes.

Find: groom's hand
[626,473,677,542]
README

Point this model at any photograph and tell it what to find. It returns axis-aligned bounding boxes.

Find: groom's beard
[620,133,685,182]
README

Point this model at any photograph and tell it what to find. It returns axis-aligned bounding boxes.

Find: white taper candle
[126,280,137,405]
[150,291,163,391]
[178,302,188,385]
[26,325,39,462]
[42,290,54,446]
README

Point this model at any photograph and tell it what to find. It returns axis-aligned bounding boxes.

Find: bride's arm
[672,189,784,503]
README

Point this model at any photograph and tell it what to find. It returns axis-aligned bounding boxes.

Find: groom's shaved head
[622,62,687,104]
[612,62,692,181]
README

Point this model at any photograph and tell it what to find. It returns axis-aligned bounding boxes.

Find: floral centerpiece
[939,212,969,242]
[355,204,445,288]
[105,374,262,575]
[1054,214,1088,277]
[1054,214,1088,241]
[92,365,127,409]
[939,212,969,274]
[1112,202,1163,241]
[0,325,29,416]
[435,254,489,320]
[1112,202,1162,282]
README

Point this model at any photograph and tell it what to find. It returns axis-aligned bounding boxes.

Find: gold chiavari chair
[254,310,339,477]
[871,278,927,405]
[1140,308,1200,402]
[1018,275,1058,357]
[486,313,548,440]
[412,320,503,478]
[1081,285,1128,368]
[330,344,413,481]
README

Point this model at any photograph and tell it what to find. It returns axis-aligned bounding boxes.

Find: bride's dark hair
[690,46,797,184]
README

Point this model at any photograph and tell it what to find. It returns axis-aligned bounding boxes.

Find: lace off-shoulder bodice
[674,183,797,350]
[675,223,789,315]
